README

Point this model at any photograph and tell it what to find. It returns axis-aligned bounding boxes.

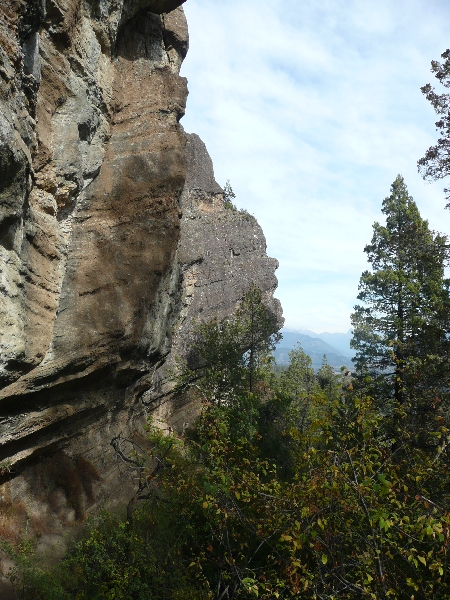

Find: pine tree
[223,179,237,210]
[351,176,450,438]
[418,49,450,207]
[182,283,280,403]
[237,283,281,392]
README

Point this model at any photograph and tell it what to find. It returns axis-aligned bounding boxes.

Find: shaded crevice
[0,404,108,481]
[19,0,46,43]
[0,343,165,417]
[0,215,20,251]
[162,14,188,63]
[115,9,165,62]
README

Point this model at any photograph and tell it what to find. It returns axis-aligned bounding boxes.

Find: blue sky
[180,0,450,333]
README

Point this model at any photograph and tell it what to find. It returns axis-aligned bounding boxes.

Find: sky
[180,0,450,333]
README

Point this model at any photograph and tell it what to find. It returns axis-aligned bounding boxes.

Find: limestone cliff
[0,0,282,526]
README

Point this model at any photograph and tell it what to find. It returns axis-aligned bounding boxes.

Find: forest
[5,44,450,600]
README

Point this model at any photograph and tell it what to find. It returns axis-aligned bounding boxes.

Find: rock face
[141,133,283,428]
[0,0,189,467]
[178,134,281,332]
[0,0,282,533]
[1,0,188,389]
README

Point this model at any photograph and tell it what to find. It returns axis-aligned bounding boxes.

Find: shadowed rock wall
[0,0,189,467]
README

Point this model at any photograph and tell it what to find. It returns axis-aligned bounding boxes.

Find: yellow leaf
[321,554,328,565]
[418,556,426,566]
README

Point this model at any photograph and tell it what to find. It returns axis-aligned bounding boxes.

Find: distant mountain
[279,329,319,347]
[289,328,320,339]
[317,331,356,358]
[278,328,355,358]
[274,331,352,370]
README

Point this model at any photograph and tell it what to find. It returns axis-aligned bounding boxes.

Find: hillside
[274,329,353,370]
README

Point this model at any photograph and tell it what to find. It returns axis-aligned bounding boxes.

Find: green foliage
[351,176,450,441]
[279,344,317,398]
[222,180,256,221]
[259,346,321,477]
[237,284,281,393]
[2,537,72,600]
[7,303,450,599]
[418,49,450,206]
[181,283,280,406]
[223,180,237,211]
[5,502,211,600]
[276,393,450,599]
[151,379,450,598]
[0,459,13,476]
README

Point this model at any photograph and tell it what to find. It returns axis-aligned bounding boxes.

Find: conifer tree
[183,283,280,402]
[351,176,450,436]
[418,49,450,206]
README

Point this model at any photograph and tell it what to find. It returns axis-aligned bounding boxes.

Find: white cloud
[181,0,450,332]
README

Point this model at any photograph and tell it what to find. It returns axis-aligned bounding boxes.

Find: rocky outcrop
[0,0,282,535]
[1,0,188,390]
[0,0,189,467]
[178,134,281,334]
[133,133,283,428]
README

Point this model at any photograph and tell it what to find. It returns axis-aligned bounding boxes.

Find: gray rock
[143,133,283,408]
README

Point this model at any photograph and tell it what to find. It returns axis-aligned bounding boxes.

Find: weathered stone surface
[177,134,282,333]
[0,0,282,554]
[0,0,189,454]
[162,7,189,73]
[141,134,283,425]
[121,0,186,21]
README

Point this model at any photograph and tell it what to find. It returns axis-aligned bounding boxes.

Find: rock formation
[139,132,282,429]
[0,0,282,537]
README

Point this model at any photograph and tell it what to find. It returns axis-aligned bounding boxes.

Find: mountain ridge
[275,328,354,370]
